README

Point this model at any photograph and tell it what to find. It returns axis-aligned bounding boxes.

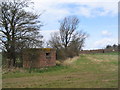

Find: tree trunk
[11,46,16,67]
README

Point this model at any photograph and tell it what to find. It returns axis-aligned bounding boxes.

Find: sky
[30,0,118,50]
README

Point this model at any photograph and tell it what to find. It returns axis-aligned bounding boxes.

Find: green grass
[89,52,119,55]
[2,53,118,88]
[0,52,1,66]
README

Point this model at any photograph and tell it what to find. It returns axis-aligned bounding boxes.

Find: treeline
[0,0,87,68]
[105,44,119,50]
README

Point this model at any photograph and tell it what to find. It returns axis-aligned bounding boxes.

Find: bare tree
[49,16,88,59]
[68,31,87,57]
[59,16,79,48]
[0,0,43,67]
[49,32,62,49]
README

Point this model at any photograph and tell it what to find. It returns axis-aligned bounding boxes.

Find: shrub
[56,60,62,66]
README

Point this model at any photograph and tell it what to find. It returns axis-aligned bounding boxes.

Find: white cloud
[77,2,118,17]
[28,0,119,34]
[93,38,118,49]
[101,30,112,36]
[78,7,92,17]
[31,0,118,18]
[41,30,59,41]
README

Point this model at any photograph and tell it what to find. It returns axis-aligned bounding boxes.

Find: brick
[23,48,56,68]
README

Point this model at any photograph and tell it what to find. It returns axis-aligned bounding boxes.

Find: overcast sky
[30,0,118,50]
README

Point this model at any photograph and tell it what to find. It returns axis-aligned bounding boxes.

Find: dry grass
[2,67,27,74]
[87,54,118,63]
[62,56,80,66]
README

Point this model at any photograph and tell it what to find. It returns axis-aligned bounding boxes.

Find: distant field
[2,53,118,88]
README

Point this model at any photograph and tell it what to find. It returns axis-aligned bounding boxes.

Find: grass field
[0,53,2,67]
[2,53,118,88]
